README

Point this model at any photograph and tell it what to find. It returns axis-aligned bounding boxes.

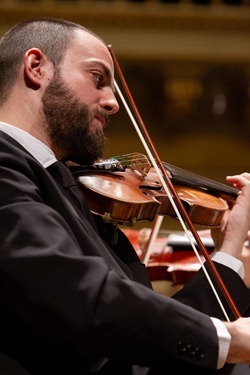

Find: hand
[225,317,250,364]
[211,173,250,261]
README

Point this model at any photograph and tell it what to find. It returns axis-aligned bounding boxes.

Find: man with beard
[1,17,250,375]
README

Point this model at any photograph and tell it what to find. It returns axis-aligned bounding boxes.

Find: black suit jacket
[0,131,250,375]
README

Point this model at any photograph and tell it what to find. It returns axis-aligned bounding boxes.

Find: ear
[23,48,51,89]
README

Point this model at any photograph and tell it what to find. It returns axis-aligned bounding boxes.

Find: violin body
[72,164,232,228]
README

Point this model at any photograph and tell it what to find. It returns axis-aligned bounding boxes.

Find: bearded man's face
[41,69,108,165]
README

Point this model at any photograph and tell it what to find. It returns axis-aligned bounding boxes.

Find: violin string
[110,153,238,198]
[114,79,231,322]
[108,153,152,172]
[110,153,147,164]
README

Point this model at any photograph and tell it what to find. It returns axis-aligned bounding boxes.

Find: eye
[92,72,104,89]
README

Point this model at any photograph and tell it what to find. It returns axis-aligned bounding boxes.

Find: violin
[69,152,239,228]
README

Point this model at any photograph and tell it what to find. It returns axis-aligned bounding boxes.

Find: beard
[41,70,108,165]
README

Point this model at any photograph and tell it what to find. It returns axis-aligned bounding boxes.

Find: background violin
[122,227,214,294]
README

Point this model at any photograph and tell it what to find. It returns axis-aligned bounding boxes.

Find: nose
[99,89,119,115]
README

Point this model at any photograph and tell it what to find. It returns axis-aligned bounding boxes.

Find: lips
[95,114,106,128]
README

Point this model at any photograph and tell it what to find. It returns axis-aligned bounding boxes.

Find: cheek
[60,67,99,104]
[70,79,96,103]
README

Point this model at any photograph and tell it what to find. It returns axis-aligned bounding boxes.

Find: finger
[226,173,250,189]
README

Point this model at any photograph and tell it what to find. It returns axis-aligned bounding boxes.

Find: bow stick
[108,45,240,321]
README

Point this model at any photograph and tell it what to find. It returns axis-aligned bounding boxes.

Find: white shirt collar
[0,121,57,168]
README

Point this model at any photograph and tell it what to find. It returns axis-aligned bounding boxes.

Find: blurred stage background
[1,0,250,233]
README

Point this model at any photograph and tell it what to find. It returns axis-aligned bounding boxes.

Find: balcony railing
[1,0,250,6]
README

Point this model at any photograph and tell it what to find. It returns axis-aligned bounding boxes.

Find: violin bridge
[128,152,151,178]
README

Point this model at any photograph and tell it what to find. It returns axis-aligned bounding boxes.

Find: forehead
[63,29,114,74]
